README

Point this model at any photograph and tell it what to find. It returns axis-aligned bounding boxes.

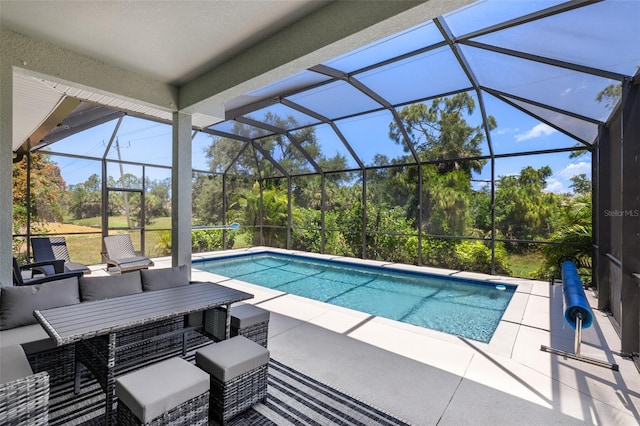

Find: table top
[34,282,253,346]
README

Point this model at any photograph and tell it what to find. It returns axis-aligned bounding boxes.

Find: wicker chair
[0,346,50,425]
[103,234,154,273]
[31,236,91,275]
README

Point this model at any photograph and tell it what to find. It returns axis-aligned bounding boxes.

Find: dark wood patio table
[34,282,253,425]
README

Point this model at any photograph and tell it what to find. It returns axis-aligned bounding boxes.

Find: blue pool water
[195,252,516,343]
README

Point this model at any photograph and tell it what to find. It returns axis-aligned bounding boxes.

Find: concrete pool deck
[151,248,639,425]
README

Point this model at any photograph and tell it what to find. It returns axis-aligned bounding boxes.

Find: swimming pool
[195,252,516,343]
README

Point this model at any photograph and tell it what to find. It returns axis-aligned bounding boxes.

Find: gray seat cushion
[140,265,189,291]
[0,345,34,384]
[231,303,270,328]
[64,261,91,274]
[79,271,142,302]
[196,335,270,382]
[0,277,80,330]
[0,323,56,353]
[115,357,209,423]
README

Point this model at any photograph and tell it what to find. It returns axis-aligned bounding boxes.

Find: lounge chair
[103,234,154,273]
[31,236,91,275]
[12,257,84,286]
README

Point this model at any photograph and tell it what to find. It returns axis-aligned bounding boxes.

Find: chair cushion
[231,303,270,328]
[79,271,142,302]
[65,261,91,274]
[115,357,209,423]
[140,265,189,291]
[0,345,34,384]
[0,323,55,353]
[0,277,80,330]
[111,256,153,273]
[196,336,270,382]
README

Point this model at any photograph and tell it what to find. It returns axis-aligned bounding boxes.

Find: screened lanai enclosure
[10,1,640,361]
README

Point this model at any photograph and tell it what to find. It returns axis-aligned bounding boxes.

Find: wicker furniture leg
[105,333,117,426]
[203,304,232,341]
[74,357,82,395]
[75,333,118,425]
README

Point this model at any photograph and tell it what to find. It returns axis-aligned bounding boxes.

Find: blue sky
[487,123,591,194]
[50,106,591,196]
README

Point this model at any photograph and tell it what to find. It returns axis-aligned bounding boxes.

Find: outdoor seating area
[0,263,262,425]
[3,1,640,425]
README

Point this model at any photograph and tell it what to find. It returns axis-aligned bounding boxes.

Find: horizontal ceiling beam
[460,40,628,81]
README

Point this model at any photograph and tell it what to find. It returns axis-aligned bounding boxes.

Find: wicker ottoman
[196,336,269,425]
[202,303,270,347]
[115,357,209,426]
[230,303,270,347]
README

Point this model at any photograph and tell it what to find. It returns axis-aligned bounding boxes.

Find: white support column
[171,112,192,274]
[0,65,13,286]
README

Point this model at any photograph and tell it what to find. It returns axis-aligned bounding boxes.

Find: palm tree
[233,182,301,247]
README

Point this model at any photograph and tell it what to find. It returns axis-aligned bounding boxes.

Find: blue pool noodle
[561,261,593,329]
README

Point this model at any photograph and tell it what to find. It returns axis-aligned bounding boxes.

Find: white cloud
[515,123,557,142]
[557,161,591,179]
[494,127,519,136]
[545,178,565,194]
[544,161,592,194]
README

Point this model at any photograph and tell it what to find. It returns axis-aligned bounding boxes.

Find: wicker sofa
[0,345,50,425]
[0,265,194,387]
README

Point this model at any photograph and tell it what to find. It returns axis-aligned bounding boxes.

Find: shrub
[413,237,510,275]
[454,240,511,275]
[192,229,235,252]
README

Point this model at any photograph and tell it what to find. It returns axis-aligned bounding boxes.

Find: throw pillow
[79,271,143,302]
[140,265,189,291]
[0,277,80,330]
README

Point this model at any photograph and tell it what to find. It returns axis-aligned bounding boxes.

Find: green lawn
[64,215,173,263]
[232,232,251,249]
[62,233,103,266]
[506,252,545,279]
[69,215,172,230]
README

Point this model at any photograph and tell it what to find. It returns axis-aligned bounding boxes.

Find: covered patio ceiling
[7,0,639,167]
[5,0,457,154]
